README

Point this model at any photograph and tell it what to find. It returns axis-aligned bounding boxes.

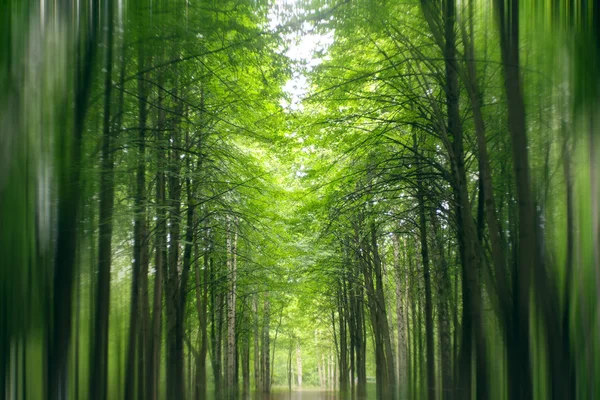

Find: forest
[1,0,599,399]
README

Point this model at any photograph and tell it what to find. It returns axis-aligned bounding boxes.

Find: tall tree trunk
[166,113,183,398]
[226,217,238,399]
[358,226,385,399]
[409,239,418,399]
[138,193,151,400]
[414,134,436,400]
[494,2,535,398]
[287,343,293,392]
[338,275,349,393]
[148,91,166,400]
[262,297,271,393]
[431,211,452,400]
[89,2,114,397]
[124,33,150,400]
[210,263,223,398]
[253,294,261,393]
[493,1,575,399]
[296,341,303,388]
[194,234,208,399]
[48,4,98,399]
[348,272,356,396]
[176,170,194,400]
[318,353,324,388]
[447,0,488,397]
[393,234,407,398]
[242,321,250,399]
[355,267,367,399]
[460,0,510,320]
[364,222,396,400]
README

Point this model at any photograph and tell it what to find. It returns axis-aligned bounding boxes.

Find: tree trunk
[262,297,271,393]
[287,343,293,392]
[193,234,208,400]
[296,341,303,388]
[165,106,184,398]
[89,2,114,397]
[210,257,223,398]
[446,0,488,397]
[176,171,194,400]
[496,1,577,399]
[460,0,510,321]
[414,134,436,400]
[242,323,250,399]
[226,217,238,399]
[358,226,385,399]
[431,211,452,400]
[318,353,324,388]
[355,269,367,399]
[253,294,261,393]
[409,240,418,399]
[393,234,407,398]
[147,66,167,400]
[370,222,397,399]
[338,276,349,393]
[124,32,150,400]
[48,4,98,399]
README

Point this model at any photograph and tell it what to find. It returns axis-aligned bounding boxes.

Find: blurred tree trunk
[148,83,167,400]
[338,272,349,393]
[494,2,535,397]
[296,341,303,387]
[431,210,452,400]
[124,24,150,400]
[494,1,574,398]
[177,166,195,400]
[48,4,98,399]
[226,216,238,399]
[409,238,418,399]
[287,342,293,391]
[165,93,183,398]
[253,294,261,393]
[262,297,271,393]
[193,233,208,399]
[242,322,250,398]
[89,1,114,397]
[210,263,223,398]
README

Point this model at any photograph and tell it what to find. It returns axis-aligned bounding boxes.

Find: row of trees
[297,0,600,399]
[0,0,312,399]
